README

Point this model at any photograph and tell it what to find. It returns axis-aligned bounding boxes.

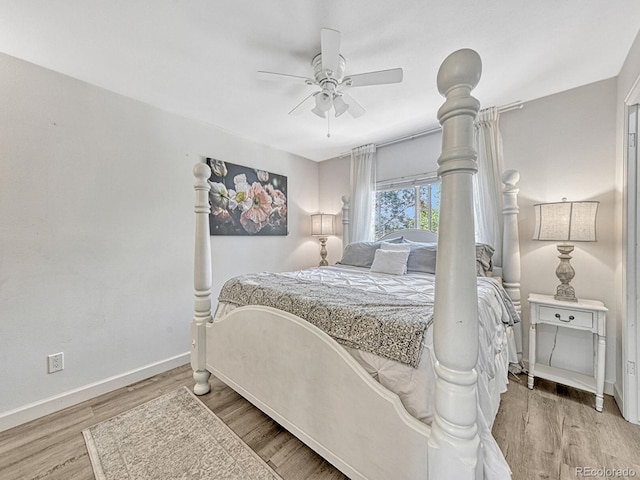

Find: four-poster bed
[191,49,522,480]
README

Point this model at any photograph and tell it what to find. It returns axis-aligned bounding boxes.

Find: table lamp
[311,213,335,266]
[533,199,598,302]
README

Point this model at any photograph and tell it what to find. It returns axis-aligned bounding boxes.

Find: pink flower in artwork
[212,207,231,220]
[211,207,233,233]
[265,184,287,219]
[240,182,273,233]
[273,190,287,214]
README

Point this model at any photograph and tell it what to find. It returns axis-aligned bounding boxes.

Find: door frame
[623,77,640,425]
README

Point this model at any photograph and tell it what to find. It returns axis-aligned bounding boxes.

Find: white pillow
[380,242,411,252]
[370,249,410,275]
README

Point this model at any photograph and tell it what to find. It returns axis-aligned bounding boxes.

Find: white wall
[0,52,319,426]
[500,79,618,387]
[318,156,350,266]
[318,78,620,392]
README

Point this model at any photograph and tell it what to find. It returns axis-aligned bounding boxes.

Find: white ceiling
[1,1,639,161]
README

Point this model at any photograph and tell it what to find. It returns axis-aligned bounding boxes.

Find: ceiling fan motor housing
[312,53,346,86]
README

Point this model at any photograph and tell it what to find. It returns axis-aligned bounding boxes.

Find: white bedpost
[341,195,351,248]
[192,163,212,395]
[428,49,483,479]
[502,169,523,364]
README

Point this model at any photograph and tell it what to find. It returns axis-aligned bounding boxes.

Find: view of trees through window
[374,183,441,239]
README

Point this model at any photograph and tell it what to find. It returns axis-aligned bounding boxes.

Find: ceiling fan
[257,28,403,120]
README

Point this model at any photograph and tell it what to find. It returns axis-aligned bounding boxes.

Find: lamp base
[554,285,577,302]
[554,243,578,302]
[318,236,328,267]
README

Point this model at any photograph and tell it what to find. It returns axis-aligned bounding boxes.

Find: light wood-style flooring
[494,375,640,479]
[1,364,639,480]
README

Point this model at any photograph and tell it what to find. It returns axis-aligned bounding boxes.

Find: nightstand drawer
[539,305,593,328]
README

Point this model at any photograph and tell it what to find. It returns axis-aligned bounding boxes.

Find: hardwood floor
[1,364,639,480]
[493,375,640,479]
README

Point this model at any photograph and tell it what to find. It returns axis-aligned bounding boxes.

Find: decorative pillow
[406,243,438,274]
[370,249,410,275]
[400,240,494,276]
[380,241,411,252]
[476,243,495,276]
[338,237,403,268]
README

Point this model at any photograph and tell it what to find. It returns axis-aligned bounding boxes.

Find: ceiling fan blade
[257,71,317,86]
[341,92,365,118]
[288,92,317,115]
[342,68,403,87]
[320,28,341,76]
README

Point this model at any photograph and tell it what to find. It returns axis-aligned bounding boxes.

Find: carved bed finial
[436,48,482,97]
[193,162,211,181]
[436,49,482,178]
[502,169,520,190]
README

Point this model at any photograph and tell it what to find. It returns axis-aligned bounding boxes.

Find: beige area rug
[83,387,282,480]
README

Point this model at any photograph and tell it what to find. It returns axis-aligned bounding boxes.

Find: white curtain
[350,144,377,243]
[474,107,504,266]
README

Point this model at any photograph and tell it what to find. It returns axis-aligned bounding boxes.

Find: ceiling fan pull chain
[327,113,331,138]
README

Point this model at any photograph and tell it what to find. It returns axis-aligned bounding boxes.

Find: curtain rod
[338,101,523,158]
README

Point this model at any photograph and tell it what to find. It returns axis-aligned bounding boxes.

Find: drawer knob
[569,315,575,320]
[555,313,560,318]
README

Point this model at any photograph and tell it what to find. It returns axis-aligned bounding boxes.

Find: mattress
[214,265,518,479]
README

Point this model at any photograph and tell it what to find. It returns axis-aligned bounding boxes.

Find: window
[374,178,440,239]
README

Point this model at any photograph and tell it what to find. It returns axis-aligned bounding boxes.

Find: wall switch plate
[48,352,64,373]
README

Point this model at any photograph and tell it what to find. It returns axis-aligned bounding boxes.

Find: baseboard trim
[613,382,624,415]
[605,380,615,396]
[612,382,640,425]
[0,352,190,432]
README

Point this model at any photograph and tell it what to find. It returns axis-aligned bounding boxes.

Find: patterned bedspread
[218,266,519,368]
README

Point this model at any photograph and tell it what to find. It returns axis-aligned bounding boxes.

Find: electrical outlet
[48,352,64,373]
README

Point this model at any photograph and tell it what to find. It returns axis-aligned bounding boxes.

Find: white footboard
[207,305,430,480]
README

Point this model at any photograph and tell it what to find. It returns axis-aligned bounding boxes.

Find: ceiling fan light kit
[258,28,403,123]
[333,95,349,117]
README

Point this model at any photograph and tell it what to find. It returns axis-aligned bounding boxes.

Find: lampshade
[311,213,335,237]
[315,91,333,112]
[311,106,326,118]
[333,95,349,117]
[533,201,598,242]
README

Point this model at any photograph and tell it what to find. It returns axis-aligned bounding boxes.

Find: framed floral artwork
[205,158,288,236]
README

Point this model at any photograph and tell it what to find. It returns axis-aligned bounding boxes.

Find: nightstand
[528,293,608,412]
